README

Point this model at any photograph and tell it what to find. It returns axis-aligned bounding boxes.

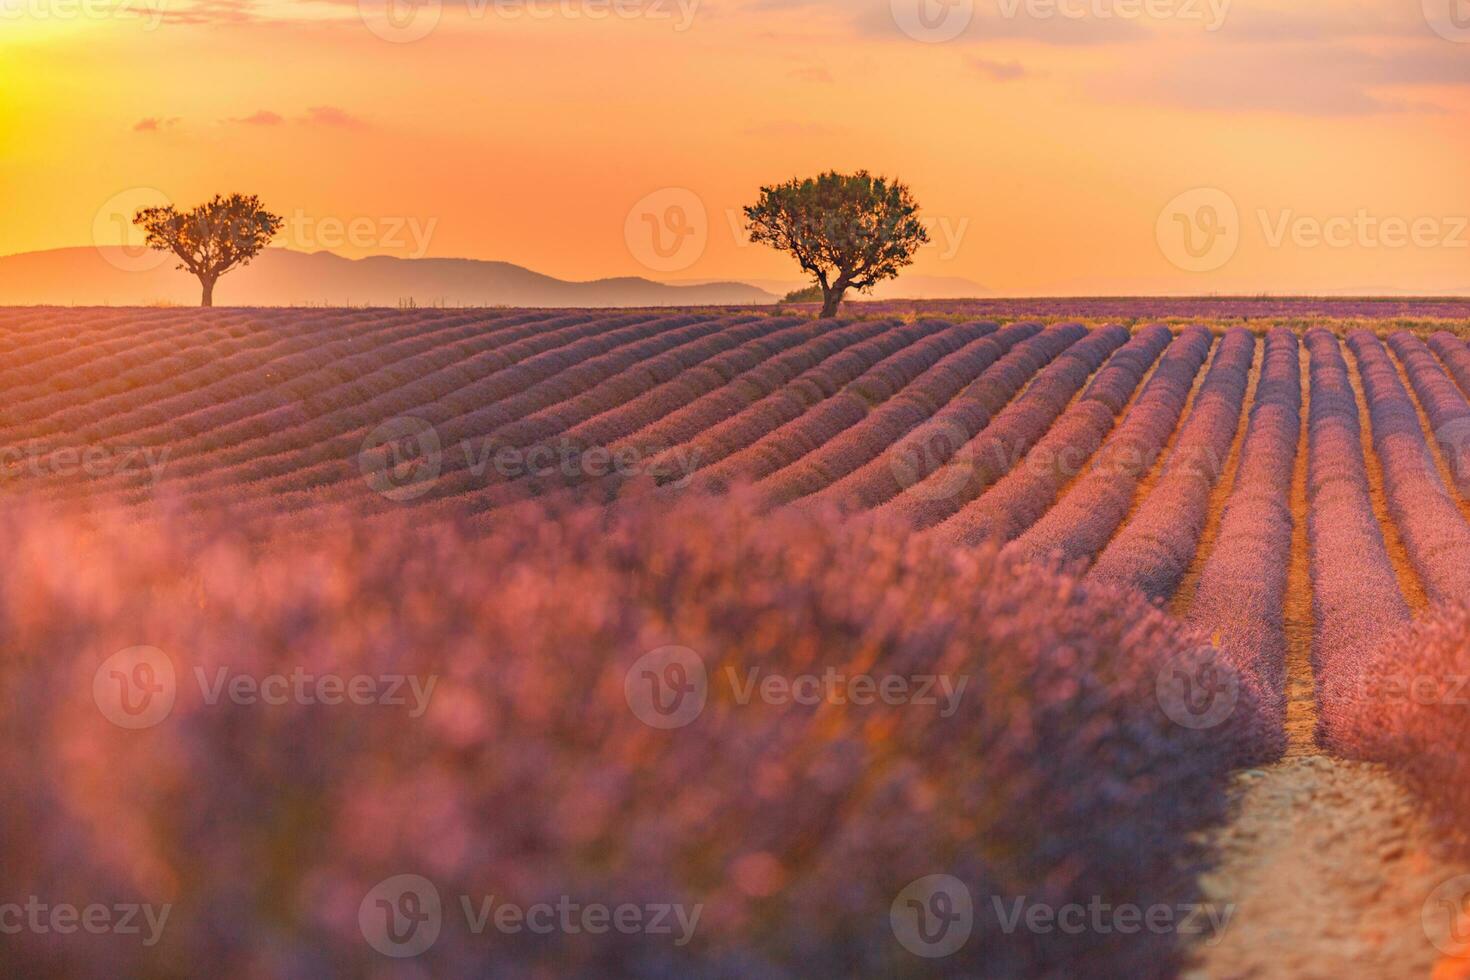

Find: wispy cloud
[133,117,180,133]
[227,109,285,125]
[1093,42,1470,116]
[304,105,367,129]
[223,107,368,128]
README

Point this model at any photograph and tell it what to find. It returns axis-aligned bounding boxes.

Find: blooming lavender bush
[1345,607,1470,843]
[0,496,1265,978]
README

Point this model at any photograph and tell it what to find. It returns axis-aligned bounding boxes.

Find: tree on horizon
[134,194,284,307]
[745,171,929,318]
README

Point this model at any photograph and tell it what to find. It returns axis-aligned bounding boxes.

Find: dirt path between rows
[1189,757,1465,979]
[1188,343,1470,979]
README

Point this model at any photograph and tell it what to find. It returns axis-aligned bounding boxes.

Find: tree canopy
[134,193,284,307]
[745,171,929,317]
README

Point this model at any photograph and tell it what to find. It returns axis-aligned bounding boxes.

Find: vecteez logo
[891,0,975,42]
[624,645,708,729]
[1424,874,1470,955]
[93,187,174,273]
[1157,187,1240,273]
[360,416,444,501]
[624,188,709,273]
[359,0,442,42]
[93,646,177,730]
[1156,645,1240,730]
[1424,0,1470,42]
[890,874,974,957]
[360,874,443,957]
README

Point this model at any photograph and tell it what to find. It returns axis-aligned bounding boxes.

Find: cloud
[970,57,1028,80]
[223,107,369,129]
[304,105,367,129]
[1092,42,1470,116]
[133,117,180,133]
[150,0,269,25]
[229,110,285,125]
[855,0,1152,45]
[1209,2,1430,43]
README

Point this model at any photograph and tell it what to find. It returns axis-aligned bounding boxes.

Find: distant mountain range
[0,248,783,308]
[676,276,991,301]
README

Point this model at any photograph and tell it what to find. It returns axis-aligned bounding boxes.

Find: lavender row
[187,313,746,495]
[1087,328,1256,601]
[0,306,178,363]
[458,318,872,510]
[1183,329,1302,762]
[753,322,1031,506]
[1428,330,1470,402]
[6,309,544,441]
[1303,330,1412,753]
[128,310,610,455]
[405,315,752,467]
[1008,325,1216,566]
[1386,331,1470,502]
[318,316,813,502]
[685,320,982,493]
[874,324,1127,527]
[812,322,1096,514]
[6,309,552,441]
[0,308,302,393]
[124,310,680,486]
[0,306,378,368]
[937,324,1173,547]
[610,318,894,454]
[1347,330,1470,604]
[74,312,570,448]
[335,318,823,505]
[641,318,939,484]
[30,310,660,503]
[1324,335,1470,842]
[560,317,825,451]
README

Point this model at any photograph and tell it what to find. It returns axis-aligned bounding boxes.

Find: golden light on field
[2,0,1467,294]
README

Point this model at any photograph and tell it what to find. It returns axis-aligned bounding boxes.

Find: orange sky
[2,0,1468,295]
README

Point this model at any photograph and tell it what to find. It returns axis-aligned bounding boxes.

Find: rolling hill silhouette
[0,248,781,308]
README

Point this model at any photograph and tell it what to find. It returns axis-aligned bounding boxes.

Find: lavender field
[6,305,1470,977]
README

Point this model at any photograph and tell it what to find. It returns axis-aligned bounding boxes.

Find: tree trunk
[200,277,215,308]
[819,284,846,319]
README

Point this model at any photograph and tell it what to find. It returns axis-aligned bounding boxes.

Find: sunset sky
[2,0,1468,295]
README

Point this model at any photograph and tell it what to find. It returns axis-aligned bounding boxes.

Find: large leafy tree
[745,171,929,318]
[133,194,284,307]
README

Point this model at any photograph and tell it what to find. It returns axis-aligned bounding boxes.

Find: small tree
[781,284,824,304]
[133,194,284,307]
[745,171,929,318]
